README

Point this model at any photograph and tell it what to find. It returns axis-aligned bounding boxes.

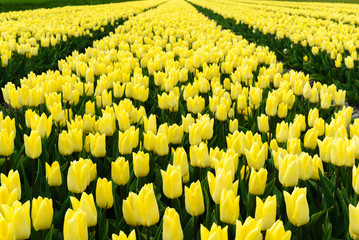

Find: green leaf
[44,225,54,240]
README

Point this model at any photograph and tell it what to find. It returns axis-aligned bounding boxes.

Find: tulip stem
[5,157,9,173]
[40,230,43,240]
[193,216,197,240]
[135,226,140,240]
[334,166,340,203]
[32,157,35,187]
[297,226,301,240]
[147,226,151,240]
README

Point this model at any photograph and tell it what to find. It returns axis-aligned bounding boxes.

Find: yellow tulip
[24,130,42,159]
[155,133,169,156]
[0,185,17,206]
[63,209,88,240]
[321,93,331,109]
[0,215,15,240]
[168,124,183,144]
[133,151,150,178]
[32,197,53,231]
[220,189,240,225]
[134,183,160,227]
[257,114,269,133]
[201,223,228,240]
[298,153,313,181]
[1,170,21,200]
[190,142,210,168]
[181,114,195,133]
[161,165,182,199]
[111,157,129,186]
[353,165,359,195]
[229,119,238,133]
[335,90,346,106]
[235,217,262,240]
[58,131,73,156]
[317,137,333,163]
[143,131,155,151]
[0,201,31,239]
[187,96,205,114]
[249,168,267,196]
[144,114,157,134]
[255,196,276,230]
[67,160,90,194]
[45,161,62,187]
[70,192,97,227]
[163,207,183,240]
[350,203,359,239]
[276,122,288,143]
[308,108,319,128]
[304,128,318,149]
[0,129,15,157]
[286,138,301,155]
[98,113,116,137]
[96,178,113,209]
[189,123,202,146]
[244,142,267,171]
[112,230,136,240]
[312,155,324,180]
[208,169,238,204]
[89,132,106,158]
[265,220,291,240]
[30,113,53,139]
[85,101,95,116]
[345,56,354,69]
[123,192,138,226]
[283,187,309,226]
[278,154,299,187]
[277,103,287,119]
[265,95,277,116]
[185,180,204,217]
[172,147,189,177]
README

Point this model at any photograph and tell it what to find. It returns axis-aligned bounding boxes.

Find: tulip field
[0,0,359,239]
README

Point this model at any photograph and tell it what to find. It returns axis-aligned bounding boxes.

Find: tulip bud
[257,114,269,133]
[265,220,291,240]
[70,192,97,227]
[182,114,194,133]
[278,154,299,187]
[220,189,240,225]
[249,168,267,195]
[189,123,202,146]
[63,209,88,240]
[133,151,150,178]
[24,130,42,159]
[161,165,182,199]
[321,93,331,109]
[89,132,106,158]
[265,95,278,116]
[1,170,21,200]
[283,187,309,226]
[143,131,155,151]
[135,183,160,226]
[172,147,189,177]
[67,160,90,194]
[96,178,113,209]
[123,192,138,226]
[244,142,268,171]
[298,153,313,180]
[276,122,288,143]
[190,142,210,168]
[0,216,15,239]
[0,129,14,156]
[304,128,318,149]
[208,169,238,204]
[201,223,228,240]
[229,119,238,133]
[255,196,276,230]
[335,90,346,106]
[185,181,204,217]
[144,114,157,134]
[155,133,169,156]
[308,108,319,127]
[168,124,183,144]
[345,56,354,69]
[32,197,53,231]
[287,138,301,155]
[163,207,183,240]
[0,185,17,206]
[45,161,62,186]
[112,230,136,240]
[111,157,129,186]
[0,201,31,239]
[235,217,262,240]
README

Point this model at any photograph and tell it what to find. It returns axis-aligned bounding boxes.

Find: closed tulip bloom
[0,129,14,156]
[24,130,42,159]
[96,178,113,209]
[220,189,240,225]
[182,114,195,133]
[302,82,312,99]
[45,161,62,186]
[277,103,288,118]
[313,118,325,136]
[244,142,268,171]
[189,123,202,146]
[135,183,160,227]
[265,220,291,240]
[172,147,189,177]
[163,207,183,240]
[276,122,288,143]
[278,154,299,187]
[335,90,346,106]
[70,192,97,227]
[317,137,333,163]
[31,113,53,139]
[112,230,136,240]
[255,196,276,230]
[143,131,155,151]
[58,131,73,156]
[1,170,21,200]
[168,124,183,144]
[63,209,88,240]
[249,87,262,109]
[0,216,15,240]
[229,119,238,133]
[0,201,31,239]
[83,158,97,182]
[353,165,359,194]
[133,151,150,178]
[190,142,210,168]
[215,103,228,121]
[265,95,277,116]
[257,114,269,133]
[90,133,106,158]
[312,155,324,180]
[287,138,301,155]
[111,157,129,186]
[298,153,313,180]
[70,129,83,153]
[161,165,182,199]
[321,93,331,109]
[155,133,169,156]
[32,197,53,231]
[208,169,239,204]
[67,160,90,194]
[187,96,205,114]
[123,193,138,226]
[331,138,355,167]
[200,118,214,140]
[235,217,262,240]
[308,108,319,127]
[185,181,204,217]
[0,185,17,206]
[350,203,359,239]
[249,168,267,196]
[201,223,228,240]
[85,101,95,116]
[304,128,318,149]
[283,187,309,226]
[144,114,157,134]
[345,56,354,69]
